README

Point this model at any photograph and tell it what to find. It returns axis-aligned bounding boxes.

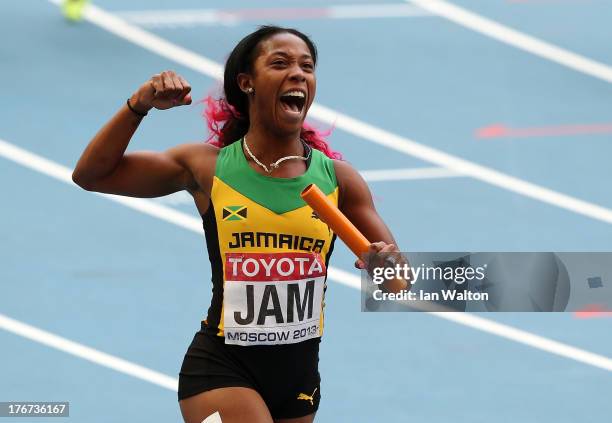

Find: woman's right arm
[72,71,208,198]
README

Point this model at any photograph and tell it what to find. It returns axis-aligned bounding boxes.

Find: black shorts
[178,323,321,419]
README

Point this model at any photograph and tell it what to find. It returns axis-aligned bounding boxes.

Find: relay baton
[301,184,370,258]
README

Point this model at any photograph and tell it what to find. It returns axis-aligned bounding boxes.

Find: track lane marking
[44,0,612,225]
[1,137,611,374]
[408,0,612,84]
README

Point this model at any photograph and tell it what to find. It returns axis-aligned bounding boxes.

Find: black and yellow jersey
[201,139,338,346]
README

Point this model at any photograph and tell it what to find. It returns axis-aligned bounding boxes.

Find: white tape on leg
[201,411,222,423]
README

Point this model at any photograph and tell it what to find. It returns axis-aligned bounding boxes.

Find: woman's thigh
[179,387,273,423]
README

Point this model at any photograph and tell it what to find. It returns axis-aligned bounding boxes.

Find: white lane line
[0,140,202,233]
[2,138,611,373]
[328,3,430,19]
[153,191,194,206]
[408,0,612,84]
[311,103,612,224]
[327,266,361,289]
[50,0,224,80]
[432,312,612,372]
[360,167,463,181]
[117,9,225,28]
[46,0,612,226]
[116,4,431,29]
[0,313,178,391]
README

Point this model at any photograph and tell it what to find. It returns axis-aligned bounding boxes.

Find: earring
[245,87,254,94]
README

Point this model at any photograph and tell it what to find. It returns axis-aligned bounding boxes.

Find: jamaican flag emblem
[222,205,247,221]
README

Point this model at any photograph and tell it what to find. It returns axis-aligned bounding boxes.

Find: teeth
[283,91,305,98]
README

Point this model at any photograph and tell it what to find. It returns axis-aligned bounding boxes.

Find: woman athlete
[73,26,406,423]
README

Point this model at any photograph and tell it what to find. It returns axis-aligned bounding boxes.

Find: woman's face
[242,32,316,137]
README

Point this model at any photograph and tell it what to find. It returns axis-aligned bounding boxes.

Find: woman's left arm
[334,160,409,292]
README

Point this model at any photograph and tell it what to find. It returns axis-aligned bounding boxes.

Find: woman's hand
[72,70,201,196]
[355,242,410,293]
[130,70,192,113]
[354,241,400,270]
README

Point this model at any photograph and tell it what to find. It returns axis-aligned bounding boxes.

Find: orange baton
[301,184,370,258]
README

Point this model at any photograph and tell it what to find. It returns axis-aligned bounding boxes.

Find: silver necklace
[243,135,311,174]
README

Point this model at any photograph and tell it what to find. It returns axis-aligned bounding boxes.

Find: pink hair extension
[300,121,342,160]
[202,96,243,148]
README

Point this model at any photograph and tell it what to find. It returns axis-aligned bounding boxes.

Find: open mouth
[279,90,306,115]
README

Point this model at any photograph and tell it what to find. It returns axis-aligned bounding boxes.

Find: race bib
[223,252,326,346]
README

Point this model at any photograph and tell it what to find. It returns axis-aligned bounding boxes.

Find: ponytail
[203,96,248,148]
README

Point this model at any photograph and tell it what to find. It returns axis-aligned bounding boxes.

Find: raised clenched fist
[130,70,192,113]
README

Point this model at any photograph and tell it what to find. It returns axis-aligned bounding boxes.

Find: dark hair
[204,25,341,159]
